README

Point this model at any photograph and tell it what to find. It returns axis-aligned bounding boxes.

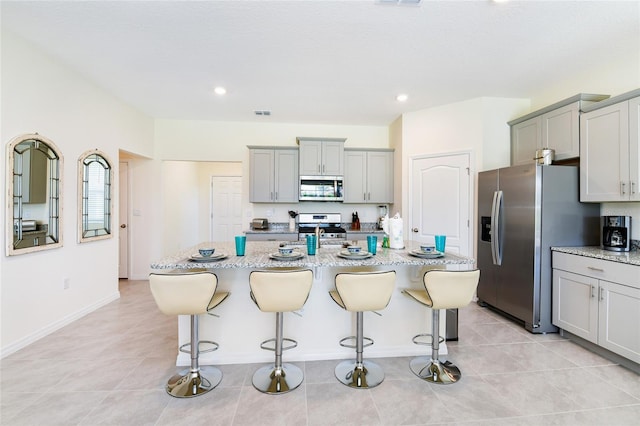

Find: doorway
[118,161,129,278]
[210,176,243,242]
[409,152,472,256]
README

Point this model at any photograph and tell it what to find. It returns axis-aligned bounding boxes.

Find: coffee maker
[601,216,631,252]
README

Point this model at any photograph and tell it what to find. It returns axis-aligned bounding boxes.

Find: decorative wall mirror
[6,133,63,255]
[77,149,113,243]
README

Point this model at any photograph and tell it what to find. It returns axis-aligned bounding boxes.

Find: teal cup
[435,235,446,253]
[306,235,317,255]
[366,235,377,255]
[235,235,246,256]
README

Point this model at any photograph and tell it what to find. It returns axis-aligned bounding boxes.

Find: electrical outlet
[63,278,70,290]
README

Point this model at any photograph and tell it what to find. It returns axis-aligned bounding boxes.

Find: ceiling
[2,1,639,126]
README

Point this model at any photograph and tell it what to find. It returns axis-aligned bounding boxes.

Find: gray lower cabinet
[249,147,299,203]
[343,149,393,203]
[552,251,640,363]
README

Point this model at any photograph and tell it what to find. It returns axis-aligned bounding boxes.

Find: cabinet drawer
[552,252,639,289]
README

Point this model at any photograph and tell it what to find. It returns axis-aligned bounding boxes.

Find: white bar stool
[403,269,480,384]
[149,272,229,397]
[329,270,396,389]
[249,269,313,394]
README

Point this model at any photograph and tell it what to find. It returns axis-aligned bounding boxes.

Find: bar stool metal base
[252,363,303,394]
[335,360,384,389]
[166,366,223,397]
[410,356,461,384]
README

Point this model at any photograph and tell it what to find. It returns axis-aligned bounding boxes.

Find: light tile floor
[2,279,639,425]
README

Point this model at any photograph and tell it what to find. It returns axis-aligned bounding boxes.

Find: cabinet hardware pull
[323,164,325,173]
[368,192,371,200]
[591,285,595,298]
[275,191,278,200]
[621,181,626,195]
[632,181,636,195]
[587,266,604,272]
[599,287,604,301]
[364,193,367,201]
[270,192,274,201]
[412,228,419,232]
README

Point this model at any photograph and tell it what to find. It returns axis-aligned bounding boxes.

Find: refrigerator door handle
[491,190,503,266]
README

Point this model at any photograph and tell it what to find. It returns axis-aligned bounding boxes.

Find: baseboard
[1,291,121,359]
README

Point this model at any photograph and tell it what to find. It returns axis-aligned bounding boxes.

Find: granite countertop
[151,240,475,270]
[244,222,383,234]
[552,246,640,267]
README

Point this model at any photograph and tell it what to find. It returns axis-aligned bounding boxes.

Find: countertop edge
[552,246,640,267]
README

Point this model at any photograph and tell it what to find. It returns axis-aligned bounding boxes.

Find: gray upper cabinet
[509,94,609,166]
[249,147,299,203]
[343,149,393,203]
[297,137,345,176]
[580,90,640,202]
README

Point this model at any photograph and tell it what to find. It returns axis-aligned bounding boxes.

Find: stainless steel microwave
[299,176,343,201]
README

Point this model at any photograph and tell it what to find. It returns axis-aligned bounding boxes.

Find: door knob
[412,228,418,233]
[120,224,127,229]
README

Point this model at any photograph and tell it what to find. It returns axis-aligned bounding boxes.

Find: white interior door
[210,176,243,242]
[118,161,129,278]
[410,153,471,256]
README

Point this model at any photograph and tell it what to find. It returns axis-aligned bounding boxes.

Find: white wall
[0,31,154,355]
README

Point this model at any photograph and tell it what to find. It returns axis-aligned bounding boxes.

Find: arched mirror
[6,133,63,255]
[77,149,113,243]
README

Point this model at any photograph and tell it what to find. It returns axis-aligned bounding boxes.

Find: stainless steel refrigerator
[477,164,599,333]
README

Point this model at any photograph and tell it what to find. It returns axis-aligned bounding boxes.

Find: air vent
[254,110,271,116]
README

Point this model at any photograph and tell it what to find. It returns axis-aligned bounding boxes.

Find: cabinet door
[322,141,344,175]
[367,151,393,203]
[298,140,322,175]
[249,149,274,203]
[629,96,640,201]
[580,102,629,202]
[552,269,598,343]
[343,150,366,203]
[511,117,541,166]
[543,102,579,160]
[598,280,640,363]
[274,149,299,203]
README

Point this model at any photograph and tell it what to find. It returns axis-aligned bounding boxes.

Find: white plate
[189,252,227,262]
[409,249,444,259]
[269,252,304,261]
[338,251,373,260]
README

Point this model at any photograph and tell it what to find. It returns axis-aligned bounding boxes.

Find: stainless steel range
[297,213,346,242]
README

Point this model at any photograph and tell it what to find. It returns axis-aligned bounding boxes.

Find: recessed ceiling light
[214,87,227,95]
[396,94,408,102]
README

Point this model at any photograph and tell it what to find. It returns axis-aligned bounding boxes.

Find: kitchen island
[151,241,475,366]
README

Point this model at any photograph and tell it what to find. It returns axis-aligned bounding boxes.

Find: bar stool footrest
[411,333,444,346]
[260,337,297,352]
[179,340,219,355]
[339,335,374,349]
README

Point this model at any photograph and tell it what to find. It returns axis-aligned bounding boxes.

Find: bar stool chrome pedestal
[149,272,229,397]
[330,270,396,389]
[403,269,479,384]
[249,269,313,394]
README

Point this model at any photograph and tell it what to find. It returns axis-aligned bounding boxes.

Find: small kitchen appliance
[601,216,631,252]
[377,205,388,230]
[251,218,269,230]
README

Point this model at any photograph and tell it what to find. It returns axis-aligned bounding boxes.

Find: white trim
[0,291,120,359]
